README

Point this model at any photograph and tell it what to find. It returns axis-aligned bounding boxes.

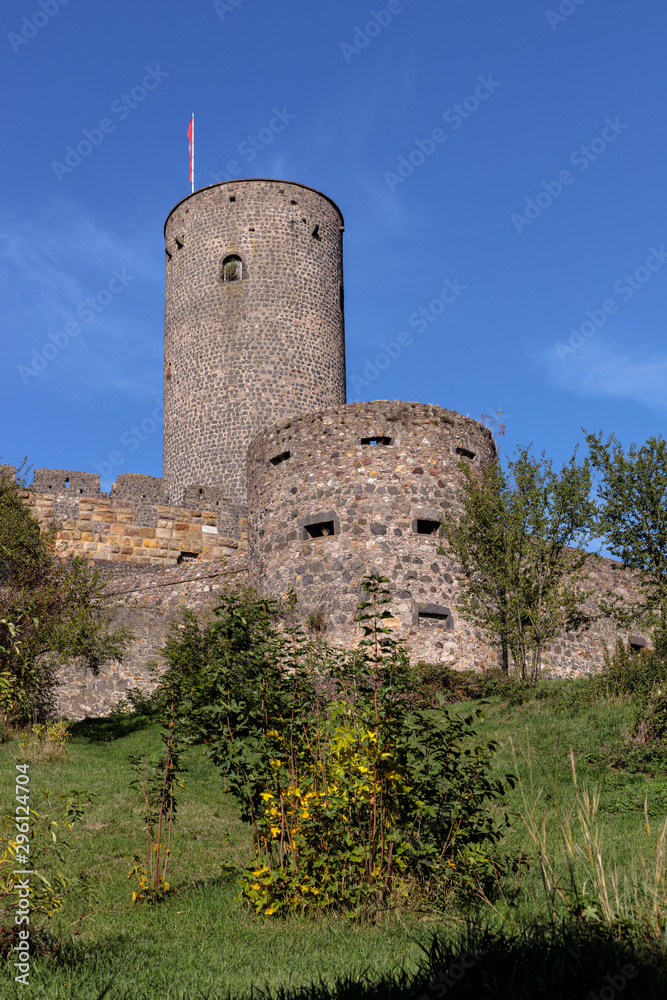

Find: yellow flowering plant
[167,579,514,915]
[18,719,71,763]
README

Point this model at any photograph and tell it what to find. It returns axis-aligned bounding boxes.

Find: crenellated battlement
[6,467,248,567]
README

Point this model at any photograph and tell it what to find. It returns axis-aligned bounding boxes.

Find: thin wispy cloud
[0,202,162,403]
[544,338,667,412]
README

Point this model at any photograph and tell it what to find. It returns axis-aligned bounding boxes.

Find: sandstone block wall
[21,468,247,567]
[163,179,347,504]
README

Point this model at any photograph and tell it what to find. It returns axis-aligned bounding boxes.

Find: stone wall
[540,554,650,676]
[247,401,649,673]
[0,468,250,718]
[23,468,247,567]
[2,407,654,723]
[163,179,347,504]
[247,401,500,666]
[55,558,248,718]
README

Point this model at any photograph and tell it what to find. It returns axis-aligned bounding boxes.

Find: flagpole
[191,113,195,194]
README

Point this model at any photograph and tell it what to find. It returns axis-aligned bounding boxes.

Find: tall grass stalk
[512,738,667,945]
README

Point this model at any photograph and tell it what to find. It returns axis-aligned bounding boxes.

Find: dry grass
[17,720,71,764]
[512,739,667,944]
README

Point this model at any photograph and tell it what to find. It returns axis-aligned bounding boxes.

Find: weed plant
[17,720,71,763]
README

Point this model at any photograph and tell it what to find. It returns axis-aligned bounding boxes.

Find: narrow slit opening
[418,611,449,627]
[304,520,335,539]
[415,519,440,536]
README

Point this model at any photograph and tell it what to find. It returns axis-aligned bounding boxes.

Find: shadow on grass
[68,713,154,744]
[53,920,667,1000]
[173,868,241,895]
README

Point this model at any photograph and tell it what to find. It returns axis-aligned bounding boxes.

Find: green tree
[585,431,667,650]
[0,468,130,721]
[440,446,597,681]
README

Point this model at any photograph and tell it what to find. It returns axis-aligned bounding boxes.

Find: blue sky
[1,0,666,491]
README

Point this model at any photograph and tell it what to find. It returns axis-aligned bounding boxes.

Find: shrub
[0,470,131,723]
[592,641,667,704]
[0,788,94,958]
[411,662,512,706]
[166,577,514,915]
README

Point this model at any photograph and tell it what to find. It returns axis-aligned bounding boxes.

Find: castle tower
[247,401,498,667]
[163,179,346,503]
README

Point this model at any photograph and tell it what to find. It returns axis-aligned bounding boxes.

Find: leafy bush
[0,788,94,958]
[163,578,514,915]
[591,640,667,704]
[411,662,513,706]
[0,470,131,722]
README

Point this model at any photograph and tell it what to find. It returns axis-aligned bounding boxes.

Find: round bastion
[247,400,499,667]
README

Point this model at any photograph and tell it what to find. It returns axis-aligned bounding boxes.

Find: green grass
[0,717,441,999]
[469,685,667,921]
[1,685,666,998]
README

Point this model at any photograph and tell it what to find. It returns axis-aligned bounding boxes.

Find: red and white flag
[188,114,194,193]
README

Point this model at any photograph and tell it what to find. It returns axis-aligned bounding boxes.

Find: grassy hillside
[1,680,666,999]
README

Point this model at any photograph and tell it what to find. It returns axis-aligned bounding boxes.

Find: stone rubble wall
[247,401,649,674]
[55,558,248,719]
[247,401,500,667]
[163,180,347,504]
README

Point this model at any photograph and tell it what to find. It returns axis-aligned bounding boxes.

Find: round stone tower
[247,400,499,668]
[163,179,346,504]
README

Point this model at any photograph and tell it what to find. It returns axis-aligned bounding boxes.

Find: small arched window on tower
[221,254,243,283]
